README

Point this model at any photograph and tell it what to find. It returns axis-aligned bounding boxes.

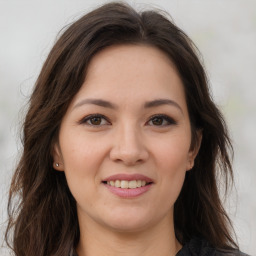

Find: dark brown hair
[5,2,237,255]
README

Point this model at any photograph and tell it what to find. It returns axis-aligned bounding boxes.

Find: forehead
[86,44,178,82]
[71,44,187,111]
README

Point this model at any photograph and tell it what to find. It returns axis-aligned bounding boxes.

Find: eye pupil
[152,117,163,125]
[91,117,101,125]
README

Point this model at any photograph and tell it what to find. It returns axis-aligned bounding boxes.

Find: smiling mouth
[102,180,153,189]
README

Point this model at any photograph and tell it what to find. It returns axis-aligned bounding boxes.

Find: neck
[76,213,182,256]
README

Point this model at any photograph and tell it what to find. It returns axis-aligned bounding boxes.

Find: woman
[5,2,248,256]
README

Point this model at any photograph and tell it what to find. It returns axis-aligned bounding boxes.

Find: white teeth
[128,180,137,189]
[115,180,121,188]
[106,180,149,189]
[121,180,129,188]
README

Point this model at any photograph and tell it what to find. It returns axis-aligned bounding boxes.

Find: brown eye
[147,114,176,126]
[152,117,164,126]
[90,116,102,125]
[80,114,110,126]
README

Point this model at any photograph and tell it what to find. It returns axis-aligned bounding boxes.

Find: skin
[53,44,201,256]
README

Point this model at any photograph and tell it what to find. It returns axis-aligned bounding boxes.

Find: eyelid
[79,114,111,126]
[147,114,177,126]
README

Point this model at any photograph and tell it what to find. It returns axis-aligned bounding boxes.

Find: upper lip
[103,173,153,183]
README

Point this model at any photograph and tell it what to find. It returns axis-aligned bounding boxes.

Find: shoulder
[176,237,249,256]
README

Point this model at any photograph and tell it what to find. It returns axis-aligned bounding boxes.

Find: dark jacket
[177,237,249,256]
[71,237,249,256]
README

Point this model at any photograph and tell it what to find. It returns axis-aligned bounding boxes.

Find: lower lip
[104,184,152,198]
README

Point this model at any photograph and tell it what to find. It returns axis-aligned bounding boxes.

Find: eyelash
[79,114,110,126]
[79,114,177,127]
[147,114,177,126]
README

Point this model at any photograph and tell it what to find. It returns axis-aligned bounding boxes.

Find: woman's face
[53,45,199,233]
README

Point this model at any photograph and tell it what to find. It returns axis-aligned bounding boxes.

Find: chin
[98,208,158,233]
[105,219,151,233]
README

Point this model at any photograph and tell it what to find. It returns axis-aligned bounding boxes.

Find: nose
[109,125,149,166]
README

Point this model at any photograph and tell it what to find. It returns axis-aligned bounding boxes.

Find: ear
[52,142,64,171]
[186,130,202,171]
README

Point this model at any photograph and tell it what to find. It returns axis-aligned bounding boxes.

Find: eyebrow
[144,99,183,113]
[73,99,117,110]
[73,98,183,113]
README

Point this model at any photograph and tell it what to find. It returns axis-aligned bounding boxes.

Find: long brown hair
[5,2,238,255]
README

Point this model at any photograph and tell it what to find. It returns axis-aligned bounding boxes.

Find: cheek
[58,130,106,195]
[60,140,101,210]
[60,129,106,170]
[151,135,190,200]
[153,134,191,171]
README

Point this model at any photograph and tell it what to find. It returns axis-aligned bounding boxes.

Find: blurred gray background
[0,0,255,255]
